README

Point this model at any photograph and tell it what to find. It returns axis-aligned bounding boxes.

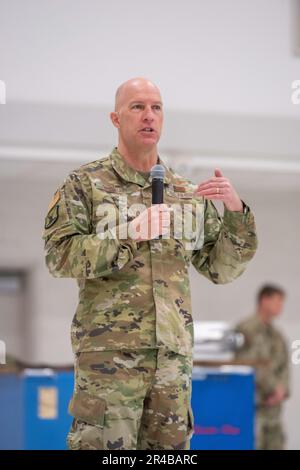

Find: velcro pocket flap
[68,390,106,426]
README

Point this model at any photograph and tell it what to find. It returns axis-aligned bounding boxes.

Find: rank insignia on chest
[173,184,187,192]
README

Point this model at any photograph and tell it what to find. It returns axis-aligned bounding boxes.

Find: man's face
[111,84,163,150]
[261,294,285,320]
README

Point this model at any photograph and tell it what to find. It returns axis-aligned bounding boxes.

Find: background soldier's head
[256,284,286,323]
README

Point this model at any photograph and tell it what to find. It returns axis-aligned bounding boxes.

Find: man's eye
[131,104,162,110]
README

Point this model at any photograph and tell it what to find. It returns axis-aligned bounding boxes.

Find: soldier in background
[43,77,258,450]
[235,284,290,450]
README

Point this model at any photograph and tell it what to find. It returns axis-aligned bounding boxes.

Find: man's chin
[136,137,159,149]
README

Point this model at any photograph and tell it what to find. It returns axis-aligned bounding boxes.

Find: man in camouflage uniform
[43,77,258,450]
[235,284,290,450]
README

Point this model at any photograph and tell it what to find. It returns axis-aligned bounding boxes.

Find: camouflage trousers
[67,348,194,450]
[256,405,285,450]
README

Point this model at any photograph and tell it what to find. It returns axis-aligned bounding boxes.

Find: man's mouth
[139,127,155,133]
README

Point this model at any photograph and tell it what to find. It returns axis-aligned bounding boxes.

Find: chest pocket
[164,186,205,254]
[102,186,143,216]
[165,186,195,201]
[92,183,144,232]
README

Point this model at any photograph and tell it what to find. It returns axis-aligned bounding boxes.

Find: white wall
[0,287,25,359]
[0,0,299,116]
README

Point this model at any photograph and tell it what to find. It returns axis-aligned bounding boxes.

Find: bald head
[110,77,164,151]
[114,77,162,112]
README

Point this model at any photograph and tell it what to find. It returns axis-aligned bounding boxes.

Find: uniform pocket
[67,389,106,450]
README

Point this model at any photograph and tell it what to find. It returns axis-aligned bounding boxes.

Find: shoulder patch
[44,205,59,229]
[48,190,60,212]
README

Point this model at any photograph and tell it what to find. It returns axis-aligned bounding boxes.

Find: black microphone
[150,164,165,204]
[150,164,165,240]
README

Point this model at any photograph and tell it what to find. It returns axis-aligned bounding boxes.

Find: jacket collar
[253,312,273,332]
[110,146,172,187]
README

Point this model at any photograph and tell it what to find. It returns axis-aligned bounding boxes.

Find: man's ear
[110,111,120,129]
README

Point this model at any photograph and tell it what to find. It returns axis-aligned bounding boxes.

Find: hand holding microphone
[128,163,171,241]
[128,203,171,242]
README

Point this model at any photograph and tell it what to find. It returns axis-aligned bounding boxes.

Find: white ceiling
[0,0,300,117]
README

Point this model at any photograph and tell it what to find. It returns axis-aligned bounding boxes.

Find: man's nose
[142,106,155,121]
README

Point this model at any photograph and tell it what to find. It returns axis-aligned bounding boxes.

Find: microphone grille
[150,164,165,180]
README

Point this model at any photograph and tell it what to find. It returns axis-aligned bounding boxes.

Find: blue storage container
[190,366,255,450]
[0,369,74,450]
[0,365,254,450]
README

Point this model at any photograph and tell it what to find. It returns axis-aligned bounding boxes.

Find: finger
[196,181,230,191]
[196,187,228,196]
[201,194,226,200]
[194,176,227,189]
[196,190,229,199]
[151,205,169,216]
[158,203,168,209]
[197,176,227,185]
[161,210,171,217]
[161,229,170,237]
[214,168,223,178]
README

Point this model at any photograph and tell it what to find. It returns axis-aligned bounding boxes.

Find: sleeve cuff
[223,200,252,227]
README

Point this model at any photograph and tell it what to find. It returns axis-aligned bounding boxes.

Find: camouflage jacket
[43,146,258,357]
[235,314,290,406]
